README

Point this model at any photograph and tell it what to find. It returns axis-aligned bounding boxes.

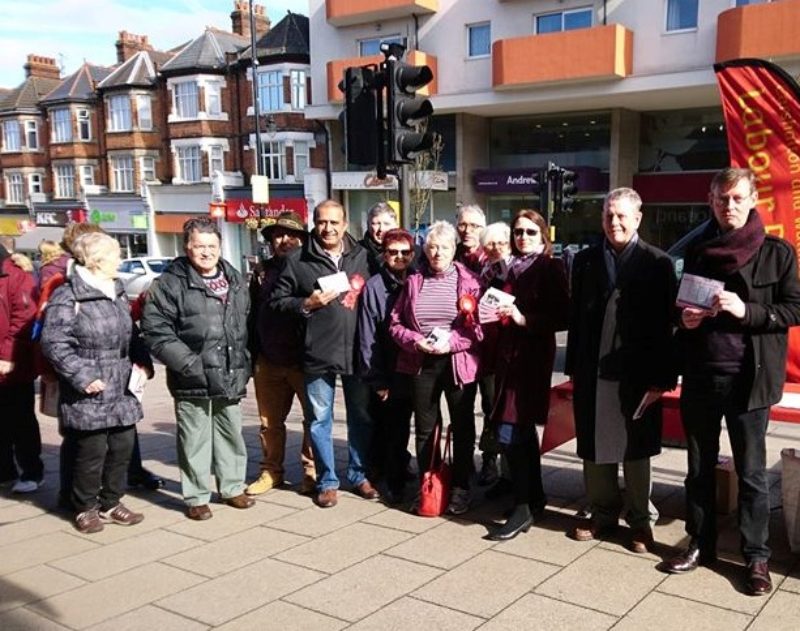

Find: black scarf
[687,210,765,277]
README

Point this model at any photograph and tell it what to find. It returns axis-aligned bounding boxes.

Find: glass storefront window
[639,108,728,172]
[639,204,711,250]
[490,112,611,170]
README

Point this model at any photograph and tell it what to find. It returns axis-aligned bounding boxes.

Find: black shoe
[661,541,716,574]
[484,477,513,500]
[128,470,165,490]
[746,560,772,596]
[478,457,499,486]
[487,505,533,541]
[384,488,405,506]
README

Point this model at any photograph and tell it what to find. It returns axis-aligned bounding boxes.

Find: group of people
[0,166,796,598]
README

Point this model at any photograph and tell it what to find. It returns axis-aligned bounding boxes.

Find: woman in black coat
[487,210,569,541]
[42,232,152,534]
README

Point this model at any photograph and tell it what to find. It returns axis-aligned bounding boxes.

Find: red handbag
[417,424,452,517]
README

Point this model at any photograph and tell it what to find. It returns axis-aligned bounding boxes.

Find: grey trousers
[583,458,652,530]
[174,398,247,506]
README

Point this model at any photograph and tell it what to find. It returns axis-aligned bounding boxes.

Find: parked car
[117,257,172,299]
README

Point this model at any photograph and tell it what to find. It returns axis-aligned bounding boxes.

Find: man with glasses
[142,218,254,520]
[663,168,800,595]
[566,188,676,554]
[270,200,373,508]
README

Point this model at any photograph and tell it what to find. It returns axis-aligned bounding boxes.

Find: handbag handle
[442,424,452,465]
[428,423,453,469]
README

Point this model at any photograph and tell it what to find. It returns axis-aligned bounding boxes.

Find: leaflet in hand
[479,287,516,323]
[127,364,148,403]
[425,327,451,352]
[317,271,351,294]
[676,273,724,311]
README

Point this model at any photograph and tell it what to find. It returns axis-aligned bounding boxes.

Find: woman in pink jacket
[389,221,482,515]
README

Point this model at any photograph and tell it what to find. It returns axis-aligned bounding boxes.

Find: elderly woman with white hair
[41,232,152,534]
[389,221,483,515]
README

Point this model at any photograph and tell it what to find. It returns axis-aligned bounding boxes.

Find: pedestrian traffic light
[559,169,578,213]
[338,66,381,166]
[385,58,434,164]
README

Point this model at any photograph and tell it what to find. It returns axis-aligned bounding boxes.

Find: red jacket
[0,250,37,385]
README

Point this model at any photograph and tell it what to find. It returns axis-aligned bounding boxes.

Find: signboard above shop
[223,198,309,224]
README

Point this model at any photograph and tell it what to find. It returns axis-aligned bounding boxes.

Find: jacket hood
[10,253,33,273]
[70,267,126,302]
[305,231,360,263]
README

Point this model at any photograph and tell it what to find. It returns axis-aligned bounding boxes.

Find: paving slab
[86,604,209,631]
[536,547,665,616]
[492,511,598,566]
[363,506,447,534]
[614,591,752,630]
[0,531,99,576]
[0,565,85,613]
[27,562,204,629]
[412,550,558,618]
[51,529,199,581]
[163,526,309,578]
[284,554,442,622]
[478,593,617,631]
[0,606,71,630]
[347,596,483,631]
[68,500,187,545]
[164,500,296,541]
[383,519,495,569]
[267,496,386,537]
[214,600,347,631]
[748,589,800,630]
[156,557,323,626]
[0,512,70,547]
[275,521,412,574]
[782,565,800,593]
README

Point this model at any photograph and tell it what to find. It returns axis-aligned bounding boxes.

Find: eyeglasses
[712,194,752,206]
[457,222,484,232]
[513,228,540,237]
[484,241,509,248]
[386,248,413,257]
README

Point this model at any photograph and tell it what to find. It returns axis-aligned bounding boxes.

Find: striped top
[415,265,459,335]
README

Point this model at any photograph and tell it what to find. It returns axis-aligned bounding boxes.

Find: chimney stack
[231,1,271,40]
[115,31,153,63]
[24,55,60,80]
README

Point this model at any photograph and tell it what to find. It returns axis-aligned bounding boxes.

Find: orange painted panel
[716,0,800,63]
[327,51,438,103]
[492,24,633,90]
[326,0,437,26]
[154,213,201,233]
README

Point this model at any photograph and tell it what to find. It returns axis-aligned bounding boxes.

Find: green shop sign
[89,209,117,224]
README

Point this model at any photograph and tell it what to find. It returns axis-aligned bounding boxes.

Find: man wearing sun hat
[246,210,317,496]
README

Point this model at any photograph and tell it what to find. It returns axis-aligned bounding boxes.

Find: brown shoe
[630,527,655,554]
[224,493,255,509]
[316,488,338,508]
[354,480,380,500]
[186,504,213,521]
[75,508,104,533]
[299,475,317,496]
[99,503,144,526]
[746,561,772,596]
[570,519,612,542]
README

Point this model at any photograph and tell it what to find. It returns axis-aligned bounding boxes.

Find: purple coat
[389,262,483,386]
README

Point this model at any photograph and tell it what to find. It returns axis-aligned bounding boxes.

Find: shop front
[84,195,149,258]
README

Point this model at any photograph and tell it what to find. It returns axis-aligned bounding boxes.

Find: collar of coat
[165,256,242,292]
[70,268,126,302]
[305,231,361,263]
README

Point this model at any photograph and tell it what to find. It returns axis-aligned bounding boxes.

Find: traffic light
[338,66,381,166]
[385,59,434,164]
[558,169,578,212]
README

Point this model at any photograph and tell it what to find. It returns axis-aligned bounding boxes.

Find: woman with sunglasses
[486,210,569,540]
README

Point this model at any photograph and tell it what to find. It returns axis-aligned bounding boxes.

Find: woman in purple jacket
[389,221,483,515]
[487,210,569,541]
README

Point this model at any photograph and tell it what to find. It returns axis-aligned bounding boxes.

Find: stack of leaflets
[479,287,516,323]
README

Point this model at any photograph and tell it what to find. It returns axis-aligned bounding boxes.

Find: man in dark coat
[359,202,398,277]
[663,168,800,596]
[269,199,373,508]
[0,243,42,493]
[245,211,316,496]
[565,187,676,553]
[141,218,254,521]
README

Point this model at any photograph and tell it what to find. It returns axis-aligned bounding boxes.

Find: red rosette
[342,274,366,310]
[458,293,478,327]
[350,274,365,291]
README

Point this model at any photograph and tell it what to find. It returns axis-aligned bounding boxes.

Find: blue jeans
[305,373,373,492]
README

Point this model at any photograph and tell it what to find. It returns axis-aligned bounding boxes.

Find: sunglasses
[513,228,540,237]
[386,248,413,256]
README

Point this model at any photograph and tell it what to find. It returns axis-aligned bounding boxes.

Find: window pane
[25,121,38,149]
[7,174,24,203]
[109,96,131,131]
[468,24,491,57]
[175,83,199,118]
[78,110,91,140]
[666,0,699,31]
[137,96,152,129]
[257,71,282,111]
[359,36,403,57]
[177,146,202,182]
[4,121,21,151]
[291,70,306,109]
[565,9,592,31]
[54,165,75,198]
[536,13,562,34]
[29,174,43,194]
[206,85,221,115]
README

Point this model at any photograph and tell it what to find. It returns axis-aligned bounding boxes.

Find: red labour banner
[715,58,800,382]
[223,198,309,224]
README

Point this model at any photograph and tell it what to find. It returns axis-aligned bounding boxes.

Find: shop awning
[13,227,64,252]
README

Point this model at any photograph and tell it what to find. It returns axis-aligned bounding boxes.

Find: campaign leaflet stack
[714,58,800,381]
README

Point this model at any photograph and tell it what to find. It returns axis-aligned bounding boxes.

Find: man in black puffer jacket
[141,218,254,521]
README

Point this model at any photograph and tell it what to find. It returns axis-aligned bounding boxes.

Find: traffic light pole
[399,163,411,229]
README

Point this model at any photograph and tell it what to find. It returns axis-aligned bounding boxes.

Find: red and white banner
[715,58,800,381]
[223,198,309,224]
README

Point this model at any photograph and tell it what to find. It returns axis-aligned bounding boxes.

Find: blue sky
[0,0,304,88]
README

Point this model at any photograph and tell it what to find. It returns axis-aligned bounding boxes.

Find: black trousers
[0,383,43,483]
[67,425,135,513]
[367,379,413,494]
[680,373,771,562]
[501,426,545,510]
[411,355,477,489]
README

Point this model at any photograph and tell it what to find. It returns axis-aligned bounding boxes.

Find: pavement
[1,363,800,630]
